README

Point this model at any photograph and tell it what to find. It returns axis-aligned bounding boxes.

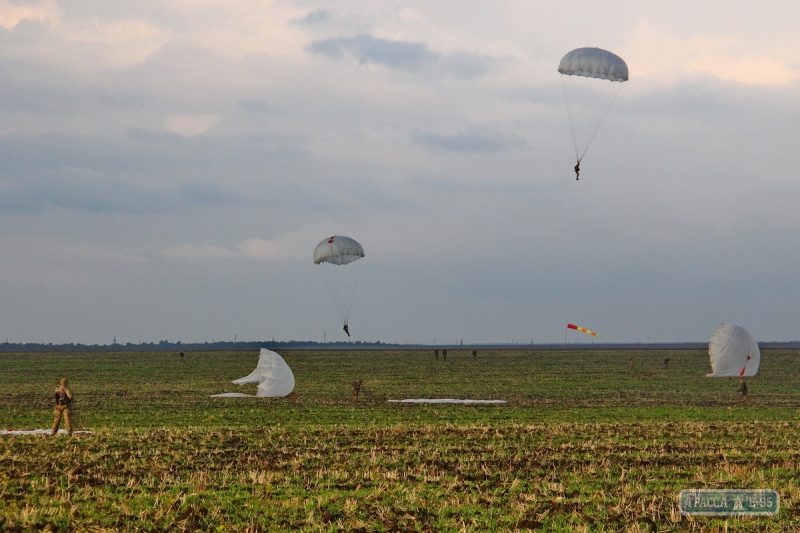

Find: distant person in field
[663,357,670,370]
[52,378,74,436]
[435,349,439,360]
[738,379,749,405]
[442,349,447,361]
[343,324,350,337]
[472,350,477,359]
[351,379,363,403]
[628,356,635,372]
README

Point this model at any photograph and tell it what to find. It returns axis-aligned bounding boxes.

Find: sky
[0,0,798,345]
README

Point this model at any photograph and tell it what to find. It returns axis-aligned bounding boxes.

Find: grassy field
[2,348,800,531]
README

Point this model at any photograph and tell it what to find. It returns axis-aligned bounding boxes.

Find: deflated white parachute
[231,348,295,397]
[707,323,760,377]
[314,235,365,336]
[558,47,628,167]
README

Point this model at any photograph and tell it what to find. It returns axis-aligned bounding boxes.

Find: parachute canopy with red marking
[567,323,599,337]
[313,235,365,333]
[313,235,365,265]
[706,323,760,377]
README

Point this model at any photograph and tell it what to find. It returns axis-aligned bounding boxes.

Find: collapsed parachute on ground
[707,323,760,377]
[224,348,295,397]
[558,47,628,169]
[313,235,365,336]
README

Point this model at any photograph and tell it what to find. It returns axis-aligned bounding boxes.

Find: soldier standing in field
[738,379,749,405]
[351,379,363,403]
[52,378,74,435]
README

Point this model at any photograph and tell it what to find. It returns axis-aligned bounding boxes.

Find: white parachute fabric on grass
[230,349,295,397]
[313,235,365,331]
[558,47,628,162]
[707,323,760,377]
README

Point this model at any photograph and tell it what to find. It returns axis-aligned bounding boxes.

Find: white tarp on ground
[1,429,93,435]
[211,348,295,397]
[388,399,507,404]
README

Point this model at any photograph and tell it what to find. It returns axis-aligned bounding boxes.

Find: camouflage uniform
[351,379,362,403]
[52,378,74,435]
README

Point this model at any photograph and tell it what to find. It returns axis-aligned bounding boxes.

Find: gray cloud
[440,50,499,79]
[308,34,438,70]
[0,2,798,344]
[307,34,499,78]
[410,127,528,153]
[293,9,333,26]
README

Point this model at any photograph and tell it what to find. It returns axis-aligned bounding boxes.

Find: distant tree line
[0,339,398,352]
[0,340,797,352]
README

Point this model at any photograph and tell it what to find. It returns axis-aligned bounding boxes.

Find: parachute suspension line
[319,261,361,328]
[561,76,624,162]
[561,76,582,163]
[320,266,346,326]
[577,81,622,162]
[339,260,361,328]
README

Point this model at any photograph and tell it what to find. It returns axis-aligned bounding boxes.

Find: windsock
[567,323,599,337]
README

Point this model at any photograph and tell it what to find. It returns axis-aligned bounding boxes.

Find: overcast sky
[0,0,798,345]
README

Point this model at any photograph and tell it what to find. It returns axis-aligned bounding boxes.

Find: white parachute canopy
[313,235,365,333]
[558,47,628,163]
[707,323,760,377]
[232,349,295,397]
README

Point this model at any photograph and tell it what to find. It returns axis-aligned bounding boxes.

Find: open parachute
[558,47,628,173]
[231,348,295,396]
[313,235,365,337]
[707,323,760,377]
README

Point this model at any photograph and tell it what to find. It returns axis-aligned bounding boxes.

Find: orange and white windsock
[567,323,599,337]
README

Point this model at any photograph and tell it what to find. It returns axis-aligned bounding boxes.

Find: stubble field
[2,348,800,531]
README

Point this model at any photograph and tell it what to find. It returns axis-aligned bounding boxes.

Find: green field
[2,348,800,531]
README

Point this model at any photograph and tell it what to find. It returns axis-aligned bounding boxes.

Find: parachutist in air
[574,161,581,180]
[343,324,350,337]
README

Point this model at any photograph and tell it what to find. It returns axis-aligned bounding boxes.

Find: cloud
[623,19,800,86]
[161,243,235,261]
[308,34,437,70]
[307,34,499,78]
[440,50,497,79]
[161,223,336,263]
[165,114,218,136]
[293,9,332,26]
[0,0,59,29]
[410,127,527,153]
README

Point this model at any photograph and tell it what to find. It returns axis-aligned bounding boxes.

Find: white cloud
[162,223,342,263]
[622,19,800,86]
[162,243,235,261]
[0,0,59,29]
[236,238,280,259]
[62,19,171,67]
[165,114,218,136]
